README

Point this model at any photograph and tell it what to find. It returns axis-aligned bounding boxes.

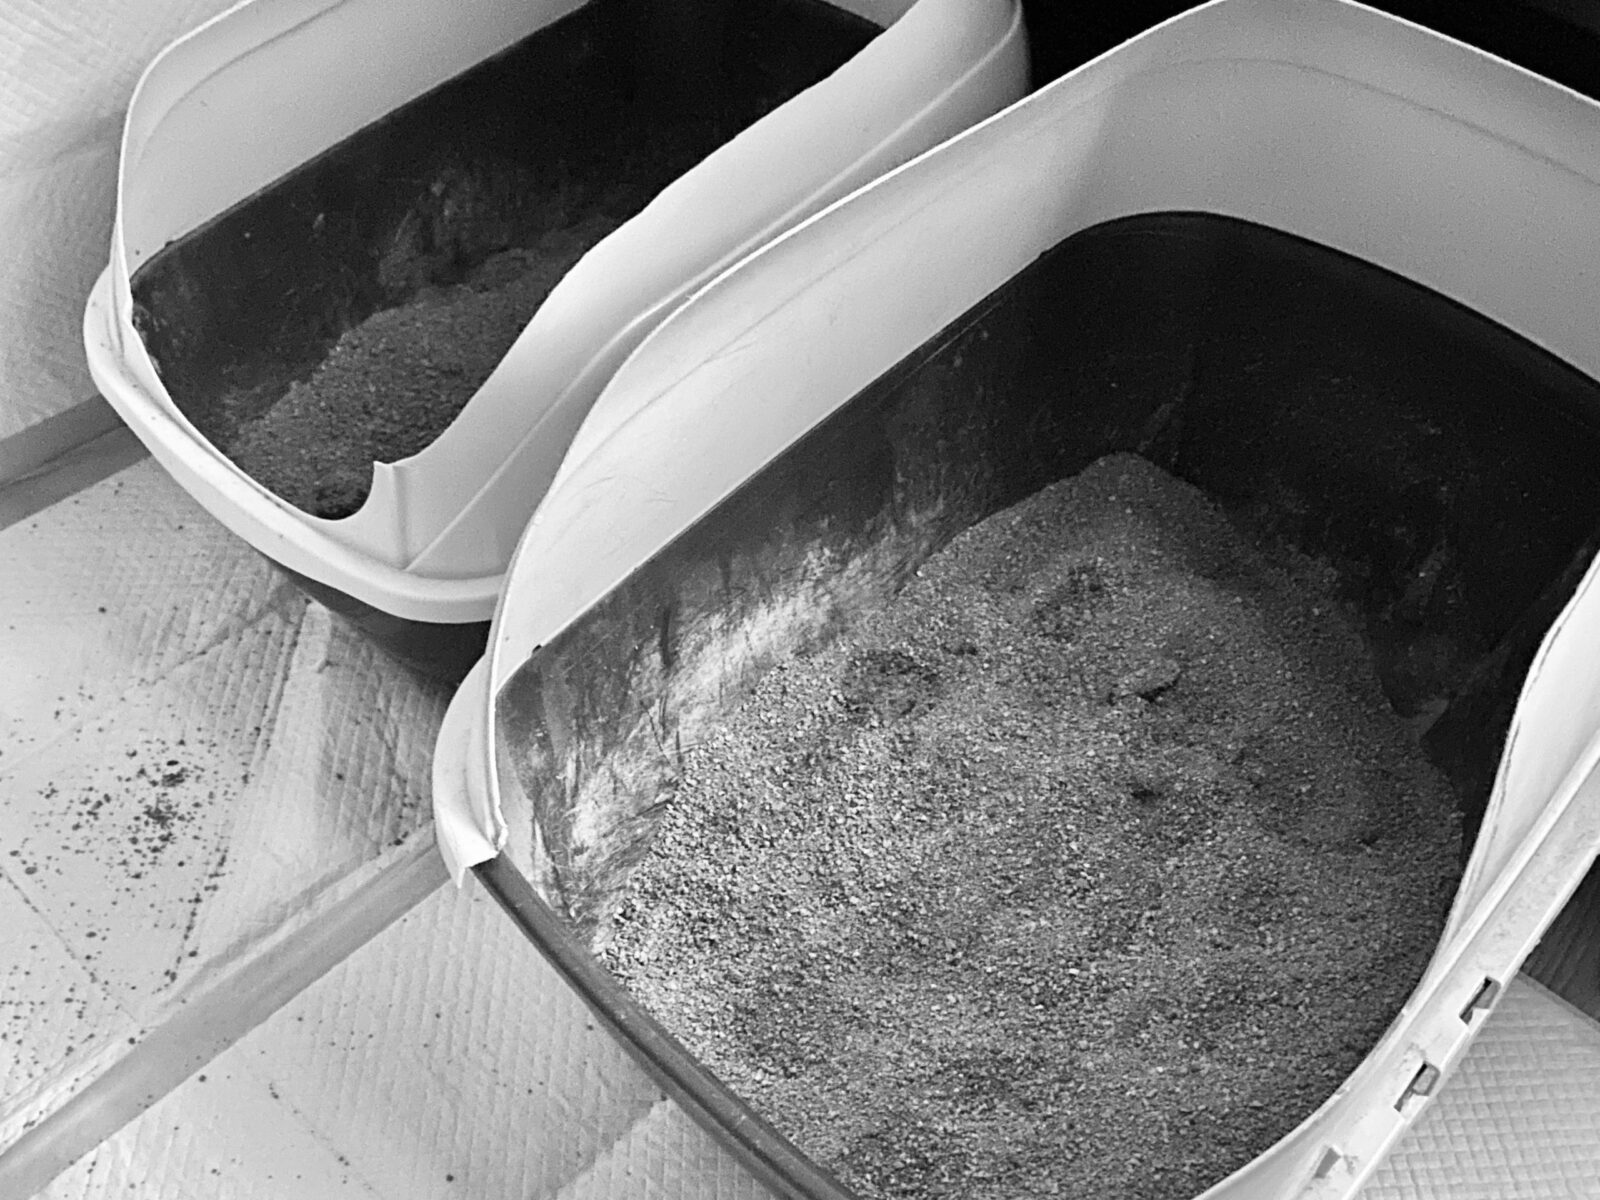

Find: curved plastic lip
[435,2,1600,1198]
[89,0,1027,626]
[83,269,504,624]
[493,0,1600,686]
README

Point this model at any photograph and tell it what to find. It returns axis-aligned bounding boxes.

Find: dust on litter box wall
[600,453,1465,1200]
[499,522,932,938]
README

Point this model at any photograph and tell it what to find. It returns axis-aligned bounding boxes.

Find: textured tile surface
[1365,974,1600,1200]
[7,453,1599,1200]
[0,458,448,1177]
[0,878,129,1112]
[36,877,769,1200]
[557,1097,775,1200]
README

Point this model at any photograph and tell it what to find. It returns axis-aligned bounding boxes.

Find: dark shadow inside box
[486,211,1600,1200]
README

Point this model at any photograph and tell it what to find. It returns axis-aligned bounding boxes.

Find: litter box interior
[489,213,1600,1198]
[500,212,1600,931]
[127,0,880,519]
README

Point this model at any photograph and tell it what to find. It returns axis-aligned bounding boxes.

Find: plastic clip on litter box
[82,0,1027,673]
[434,2,1600,1198]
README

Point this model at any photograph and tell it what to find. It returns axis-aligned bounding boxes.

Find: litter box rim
[83,0,1029,625]
[435,1,1600,1197]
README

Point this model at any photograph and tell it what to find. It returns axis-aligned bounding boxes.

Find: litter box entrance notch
[487,214,1600,1200]
[127,0,881,521]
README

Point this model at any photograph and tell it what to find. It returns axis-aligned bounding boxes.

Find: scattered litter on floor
[0,442,776,1199]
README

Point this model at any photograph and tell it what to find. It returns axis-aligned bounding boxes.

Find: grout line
[0,426,148,534]
[0,831,449,1199]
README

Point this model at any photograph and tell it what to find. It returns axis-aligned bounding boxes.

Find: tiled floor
[0,439,765,1200]
[0,447,450,1192]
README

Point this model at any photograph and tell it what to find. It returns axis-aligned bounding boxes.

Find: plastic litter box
[432,0,1600,1196]
[80,0,1028,677]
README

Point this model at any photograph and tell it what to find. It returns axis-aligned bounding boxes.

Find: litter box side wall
[483,210,1600,1200]
[475,0,1600,897]
[90,0,596,625]
[90,0,1027,627]
[497,0,1600,687]
[392,0,1028,584]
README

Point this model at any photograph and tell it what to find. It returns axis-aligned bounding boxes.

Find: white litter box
[81,0,1027,675]
[433,1,1600,1197]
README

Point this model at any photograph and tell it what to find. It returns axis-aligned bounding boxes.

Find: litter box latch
[1302,1057,1448,1199]
[1303,972,1507,1195]
[1457,975,1501,1023]
[1391,1061,1442,1115]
